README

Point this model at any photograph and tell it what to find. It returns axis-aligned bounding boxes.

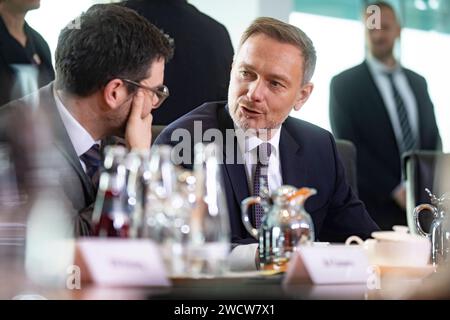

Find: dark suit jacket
[0,83,98,236]
[330,61,441,229]
[123,0,234,125]
[155,101,379,244]
[0,16,55,106]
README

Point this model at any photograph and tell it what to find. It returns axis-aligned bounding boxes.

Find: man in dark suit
[122,0,234,125]
[0,0,54,106]
[330,1,441,230]
[156,17,379,269]
[0,4,173,236]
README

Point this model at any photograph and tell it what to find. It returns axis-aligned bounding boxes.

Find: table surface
[0,244,440,300]
[1,262,433,300]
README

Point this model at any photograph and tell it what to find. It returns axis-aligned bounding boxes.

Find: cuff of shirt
[228,243,259,272]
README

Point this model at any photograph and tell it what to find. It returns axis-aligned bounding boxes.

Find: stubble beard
[229,101,281,139]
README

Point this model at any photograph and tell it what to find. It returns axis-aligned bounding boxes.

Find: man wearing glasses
[0,4,173,236]
[121,78,169,110]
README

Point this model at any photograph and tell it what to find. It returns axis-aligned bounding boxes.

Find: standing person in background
[329,1,441,230]
[123,0,234,125]
[0,0,54,106]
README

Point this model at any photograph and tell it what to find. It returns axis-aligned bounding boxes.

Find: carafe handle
[413,203,438,237]
[241,196,261,239]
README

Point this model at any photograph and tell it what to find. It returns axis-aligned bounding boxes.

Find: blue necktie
[253,143,272,228]
[80,144,101,190]
[386,73,417,153]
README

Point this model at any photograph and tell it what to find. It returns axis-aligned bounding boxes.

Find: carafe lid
[272,185,298,204]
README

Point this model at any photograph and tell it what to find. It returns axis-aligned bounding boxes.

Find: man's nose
[370,29,383,40]
[247,79,265,102]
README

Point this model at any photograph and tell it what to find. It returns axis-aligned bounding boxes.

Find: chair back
[336,139,358,196]
[151,125,166,145]
[404,151,450,234]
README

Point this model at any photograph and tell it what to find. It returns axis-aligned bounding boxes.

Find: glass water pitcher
[241,185,316,272]
[414,188,450,266]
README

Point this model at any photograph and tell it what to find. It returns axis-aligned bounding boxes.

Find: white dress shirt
[229,126,283,271]
[366,56,419,150]
[235,126,283,195]
[53,89,100,172]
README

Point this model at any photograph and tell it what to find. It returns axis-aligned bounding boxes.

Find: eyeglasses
[121,78,169,108]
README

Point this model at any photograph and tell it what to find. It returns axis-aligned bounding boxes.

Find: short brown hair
[55,4,174,96]
[238,17,316,84]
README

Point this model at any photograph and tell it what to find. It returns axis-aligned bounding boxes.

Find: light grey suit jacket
[0,83,97,236]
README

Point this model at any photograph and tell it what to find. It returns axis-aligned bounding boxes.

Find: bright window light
[402,29,450,151]
[289,12,449,152]
[289,12,365,133]
[26,0,110,65]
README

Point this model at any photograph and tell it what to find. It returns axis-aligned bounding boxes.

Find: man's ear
[103,79,130,110]
[293,82,314,111]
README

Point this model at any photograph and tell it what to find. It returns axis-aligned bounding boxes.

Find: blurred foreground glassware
[142,145,194,276]
[0,143,28,298]
[0,144,26,207]
[187,143,230,277]
[0,73,74,296]
[143,145,178,241]
[414,188,450,266]
[92,146,130,237]
[25,177,75,288]
[0,143,27,252]
[23,118,75,289]
[241,185,316,272]
[124,149,149,238]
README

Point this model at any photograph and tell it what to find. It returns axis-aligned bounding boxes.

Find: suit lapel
[39,84,96,201]
[363,61,395,131]
[217,106,250,203]
[403,69,427,148]
[216,107,309,199]
[279,121,308,188]
[362,61,400,154]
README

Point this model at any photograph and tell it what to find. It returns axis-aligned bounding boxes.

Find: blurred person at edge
[330,1,441,230]
[0,4,173,236]
[0,0,54,106]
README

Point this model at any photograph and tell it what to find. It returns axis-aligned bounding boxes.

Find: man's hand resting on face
[125,91,153,151]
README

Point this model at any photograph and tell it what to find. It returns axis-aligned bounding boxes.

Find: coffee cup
[345,226,431,267]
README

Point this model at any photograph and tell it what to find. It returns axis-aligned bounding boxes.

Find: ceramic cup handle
[345,235,364,245]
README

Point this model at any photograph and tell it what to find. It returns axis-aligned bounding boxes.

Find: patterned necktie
[252,143,272,229]
[386,73,417,153]
[80,144,101,190]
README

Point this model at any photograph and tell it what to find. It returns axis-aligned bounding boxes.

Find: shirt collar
[367,55,402,76]
[53,88,99,157]
[235,124,281,157]
[0,15,31,41]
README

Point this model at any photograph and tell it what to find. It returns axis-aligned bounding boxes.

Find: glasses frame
[121,78,169,108]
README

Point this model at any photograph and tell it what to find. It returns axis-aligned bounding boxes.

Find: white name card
[283,245,370,285]
[75,238,171,287]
